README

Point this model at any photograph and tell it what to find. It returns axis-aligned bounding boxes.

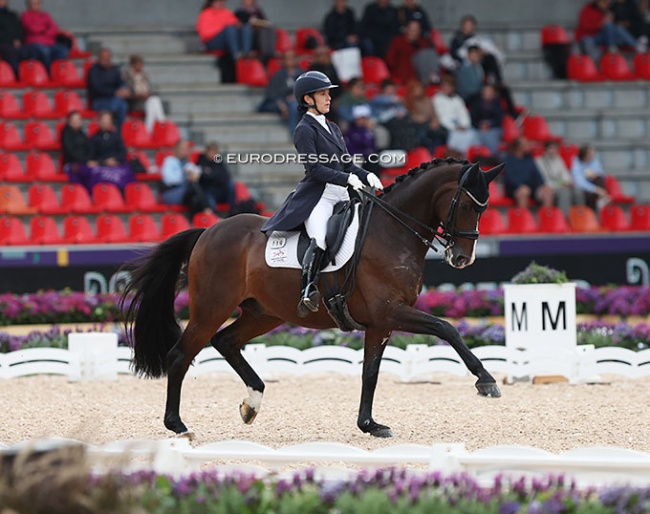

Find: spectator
[369,78,408,123]
[123,54,166,132]
[20,0,68,69]
[575,0,644,62]
[397,0,432,37]
[196,141,236,212]
[336,76,370,125]
[570,144,611,211]
[503,137,554,209]
[468,84,503,155]
[0,0,37,78]
[61,110,96,167]
[196,0,252,60]
[611,0,647,39]
[403,79,447,153]
[257,50,302,134]
[323,0,361,51]
[454,44,484,104]
[161,139,214,216]
[234,0,275,62]
[635,0,650,40]
[309,45,342,102]
[87,48,130,131]
[385,19,438,85]
[432,76,478,156]
[90,111,128,167]
[359,0,400,58]
[344,104,378,171]
[535,139,585,216]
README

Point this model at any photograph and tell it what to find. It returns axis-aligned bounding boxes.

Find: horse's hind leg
[211,300,282,425]
[358,328,393,438]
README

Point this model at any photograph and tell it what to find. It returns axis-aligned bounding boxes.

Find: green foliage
[511,261,569,284]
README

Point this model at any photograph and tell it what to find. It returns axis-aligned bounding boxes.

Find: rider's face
[311,89,331,114]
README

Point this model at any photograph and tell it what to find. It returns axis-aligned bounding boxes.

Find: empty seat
[568,205,602,232]
[522,115,554,142]
[22,91,59,119]
[0,60,25,88]
[0,152,27,182]
[467,145,493,162]
[161,212,191,237]
[567,54,602,82]
[537,206,571,234]
[128,213,161,242]
[266,57,282,78]
[24,121,60,151]
[604,175,635,204]
[19,59,55,87]
[28,184,70,215]
[192,211,219,228]
[478,209,508,235]
[26,151,67,181]
[0,92,29,120]
[361,56,390,84]
[151,120,181,148]
[62,215,97,244]
[50,59,86,88]
[124,182,167,212]
[599,52,635,81]
[30,215,64,245]
[633,53,650,80]
[541,25,571,46]
[406,146,432,170]
[294,26,325,54]
[507,207,538,233]
[501,115,520,144]
[488,181,514,207]
[630,204,650,231]
[60,183,102,214]
[96,214,130,243]
[274,27,293,54]
[53,90,94,118]
[0,216,30,245]
[92,183,134,213]
[0,185,37,215]
[122,119,154,149]
[559,143,579,168]
[600,204,631,231]
[0,122,30,151]
[236,58,269,87]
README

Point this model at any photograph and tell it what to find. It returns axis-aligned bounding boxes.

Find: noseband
[362,166,488,252]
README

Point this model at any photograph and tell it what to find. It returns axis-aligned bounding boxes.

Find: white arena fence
[1,336,650,382]
[2,437,650,487]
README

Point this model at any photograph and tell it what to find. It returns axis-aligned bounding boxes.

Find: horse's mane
[381,157,470,196]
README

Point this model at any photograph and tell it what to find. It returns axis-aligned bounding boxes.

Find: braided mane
[381,157,470,195]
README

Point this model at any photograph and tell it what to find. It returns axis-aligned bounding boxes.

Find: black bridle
[360,166,488,253]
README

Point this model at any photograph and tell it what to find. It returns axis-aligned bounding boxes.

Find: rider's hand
[347,174,364,191]
[366,172,384,190]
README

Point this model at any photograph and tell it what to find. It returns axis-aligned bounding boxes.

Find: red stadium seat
[26,151,67,181]
[467,145,493,162]
[604,175,635,204]
[59,31,91,58]
[122,119,154,149]
[128,150,153,174]
[433,145,448,159]
[0,152,27,182]
[124,182,168,212]
[266,57,282,78]
[0,60,25,88]
[541,25,571,46]
[537,206,571,234]
[24,121,60,151]
[96,214,130,243]
[236,58,269,87]
[507,207,538,233]
[630,204,650,231]
[633,52,650,80]
[50,59,86,88]
[567,54,602,82]
[522,115,554,142]
[361,56,390,84]
[30,215,64,245]
[192,211,219,228]
[0,123,30,151]
[60,184,102,214]
[53,90,94,118]
[0,92,30,120]
[161,212,192,237]
[294,26,324,54]
[569,205,602,232]
[151,120,181,148]
[62,215,97,244]
[488,181,514,207]
[559,143,579,168]
[429,28,448,53]
[22,90,59,119]
[600,204,631,231]
[19,59,55,87]
[92,183,134,213]
[406,146,432,170]
[599,52,635,81]
[479,209,508,235]
[128,213,161,242]
[0,185,37,215]
[155,149,174,167]
[28,184,70,215]
[0,216,30,245]
[501,115,520,144]
[275,28,293,54]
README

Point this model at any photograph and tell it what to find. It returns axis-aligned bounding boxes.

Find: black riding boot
[297,238,325,318]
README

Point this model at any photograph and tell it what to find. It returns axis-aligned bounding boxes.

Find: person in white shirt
[432,76,479,156]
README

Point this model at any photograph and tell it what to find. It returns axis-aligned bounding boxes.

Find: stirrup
[301,283,321,313]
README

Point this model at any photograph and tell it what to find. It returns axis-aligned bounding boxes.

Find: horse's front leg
[357,328,393,438]
[388,305,501,398]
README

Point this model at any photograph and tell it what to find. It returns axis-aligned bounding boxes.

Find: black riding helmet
[294,71,339,114]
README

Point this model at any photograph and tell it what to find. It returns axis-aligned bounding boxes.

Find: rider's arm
[294,124,350,185]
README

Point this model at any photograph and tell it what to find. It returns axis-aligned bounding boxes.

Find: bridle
[360,165,488,253]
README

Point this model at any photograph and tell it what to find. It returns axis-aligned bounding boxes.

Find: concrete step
[538,109,650,142]
[87,34,188,56]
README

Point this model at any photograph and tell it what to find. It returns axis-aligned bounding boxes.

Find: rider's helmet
[294,71,339,111]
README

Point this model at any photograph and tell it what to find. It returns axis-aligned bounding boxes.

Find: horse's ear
[484,163,505,184]
[464,162,481,185]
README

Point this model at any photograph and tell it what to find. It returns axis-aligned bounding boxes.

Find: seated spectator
[90,111,128,167]
[20,0,68,69]
[535,139,585,216]
[575,0,644,62]
[455,44,484,104]
[397,0,432,36]
[234,0,275,62]
[344,104,379,171]
[196,141,236,212]
[61,111,96,167]
[386,19,438,85]
[450,15,505,85]
[468,84,503,155]
[633,0,650,40]
[309,45,342,102]
[122,55,166,132]
[196,0,252,59]
[337,77,369,125]
[87,48,130,131]
[258,50,302,134]
[432,76,479,156]
[323,0,362,51]
[503,137,555,209]
[359,0,400,58]
[404,79,447,153]
[369,78,408,123]
[611,0,648,40]
[0,0,37,78]
[161,139,215,216]
[570,144,611,211]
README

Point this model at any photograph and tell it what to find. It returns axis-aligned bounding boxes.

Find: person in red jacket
[196,0,252,59]
[385,19,438,84]
[575,0,644,61]
[21,0,68,69]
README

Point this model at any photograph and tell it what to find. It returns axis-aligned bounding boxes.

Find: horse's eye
[459,202,472,212]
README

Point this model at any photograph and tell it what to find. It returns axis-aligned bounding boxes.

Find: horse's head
[436,161,504,269]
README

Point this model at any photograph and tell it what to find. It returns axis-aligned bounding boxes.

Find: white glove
[347,174,364,191]
[366,172,384,190]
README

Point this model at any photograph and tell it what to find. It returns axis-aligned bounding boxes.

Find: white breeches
[304,183,350,250]
[144,95,166,132]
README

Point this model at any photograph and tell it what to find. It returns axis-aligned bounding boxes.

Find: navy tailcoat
[261,114,369,233]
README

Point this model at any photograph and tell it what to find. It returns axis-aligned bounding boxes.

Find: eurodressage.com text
[213,152,406,166]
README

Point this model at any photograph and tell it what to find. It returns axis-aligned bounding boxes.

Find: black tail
[120,228,205,378]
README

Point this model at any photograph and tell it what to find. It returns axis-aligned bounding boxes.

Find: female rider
[261,71,384,317]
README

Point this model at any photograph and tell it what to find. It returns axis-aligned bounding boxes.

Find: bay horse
[121,159,504,439]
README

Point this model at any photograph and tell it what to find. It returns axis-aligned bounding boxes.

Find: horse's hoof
[360,420,393,438]
[240,402,259,425]
[370,426,393,438]
[476,381,501,398]
[175,430,195,441]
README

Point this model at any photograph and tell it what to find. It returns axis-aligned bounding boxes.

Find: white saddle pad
[265,205,360,272]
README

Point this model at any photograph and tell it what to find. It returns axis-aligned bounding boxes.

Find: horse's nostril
[455,255,468,267]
